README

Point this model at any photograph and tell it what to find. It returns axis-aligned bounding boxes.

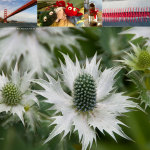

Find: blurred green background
[0,27,150,150]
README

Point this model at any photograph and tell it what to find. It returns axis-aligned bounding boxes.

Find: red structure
[103,7,150,23]
[4,9,7,23]
[4,0,37,23]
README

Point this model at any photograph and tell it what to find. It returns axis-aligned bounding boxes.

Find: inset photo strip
[84,0,102,27]
[37,0,84,27]
[102,0,150,26]
[0,0,37,27]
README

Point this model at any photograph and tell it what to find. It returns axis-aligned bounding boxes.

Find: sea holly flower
[34,54,138,150]
[119,42,150,107]
[0,65,38,124]
[0,28,84,75]
[120,43,150,71]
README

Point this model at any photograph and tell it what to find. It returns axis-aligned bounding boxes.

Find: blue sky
[0,0,37,22]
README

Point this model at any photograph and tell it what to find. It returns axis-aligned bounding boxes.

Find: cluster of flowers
[0,27,149,150]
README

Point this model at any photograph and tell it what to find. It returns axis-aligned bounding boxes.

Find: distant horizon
[0,16,36,23]
[0,22,37,27]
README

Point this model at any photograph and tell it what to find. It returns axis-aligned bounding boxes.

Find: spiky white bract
[0,65,38,125]
[120,27,150,46]
[34,54,138,150]
[0,28,84,75]
[120,43,150,71]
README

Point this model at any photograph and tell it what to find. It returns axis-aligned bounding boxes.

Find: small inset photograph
[84,0,102,27]
[37,0,84,27]
[0,0,37,27]
[102,0,150,26]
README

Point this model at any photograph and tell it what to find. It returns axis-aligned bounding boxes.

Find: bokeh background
[0,27,150,150]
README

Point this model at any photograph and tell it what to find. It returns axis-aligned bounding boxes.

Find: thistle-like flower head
[34,53,138,150]
[121,43,150,71]
[0,28,84,75]
[0,64,38,124]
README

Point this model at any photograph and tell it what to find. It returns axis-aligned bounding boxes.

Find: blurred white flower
[120,27,150,46]
[0,64,38,124]
[0,27,83,75]
[34,54,138,150]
